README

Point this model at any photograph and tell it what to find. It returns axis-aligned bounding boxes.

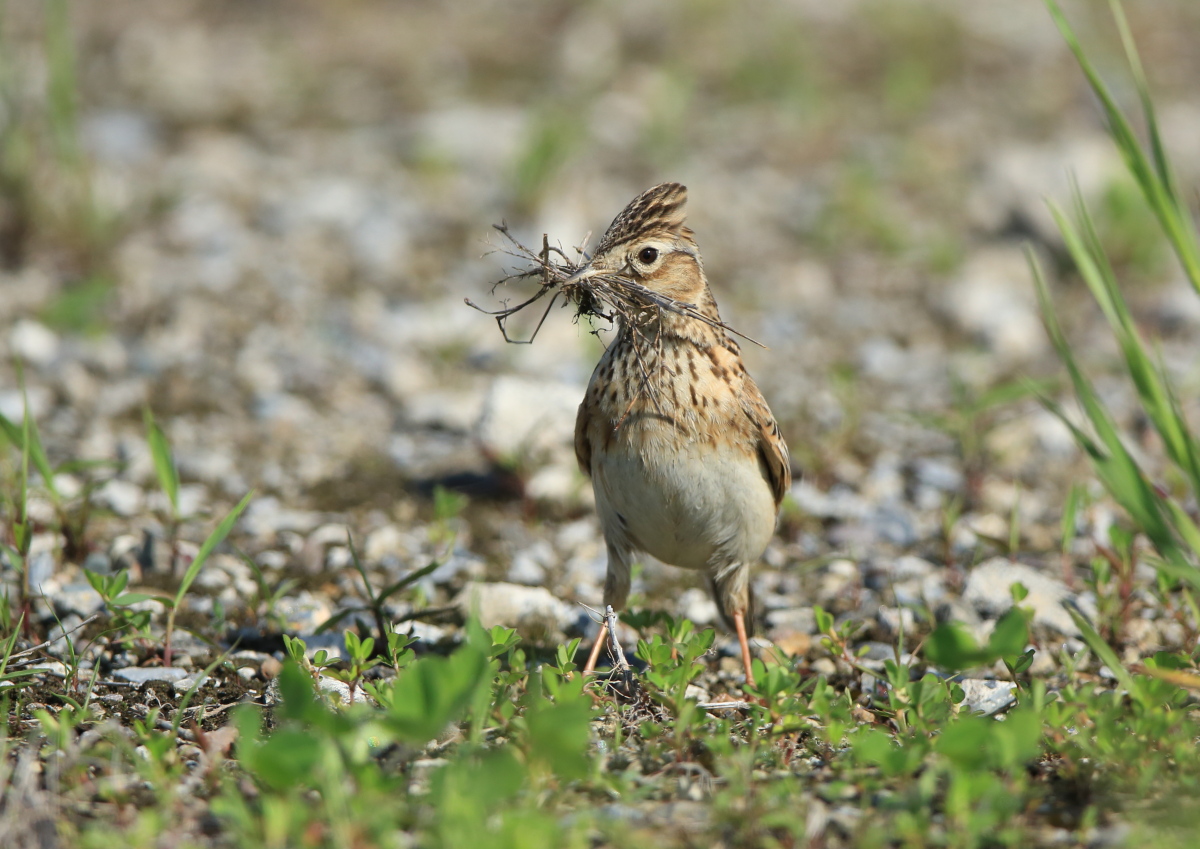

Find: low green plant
[83,567,153,646]
[924,596,1031,676]
[326,629,379,704]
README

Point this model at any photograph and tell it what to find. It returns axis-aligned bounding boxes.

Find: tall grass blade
[1046,0,1200,292]
[174,491,254,606]
[1050,193,1199,491]
[0,394,59,503]
[1030,252,1200,590]
[1066,606,1137,696]
[144,408,179,516]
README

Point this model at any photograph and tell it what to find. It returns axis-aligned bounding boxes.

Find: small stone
[365,524,405,563]
[174,674,210,693]
[274,591,333,632]
[864,504,919,548]
[308,523,352,548]
[941,246,1045,362]
[876,605,917,638]
[114,667,192,685]
[52,582,105,618]
[964,558,1079,635]
[426,549,487,587]
[765,607,816,635]
[507,542,552,586]
[684,684,711,704]
[819,559,859,599]
[454,581,575,641]
[316,674,375,707]
[82,109,159,165]
[165,629,209,658]
[677,588,718,626]
[790,481,870,520]
[477,376,585,461]
[26,550,55,593]
[402,621,449,645]
[325,545,353,570]
[31,661,68,678]
[9,319,59,366]
[891,555,936,580]
[810,657,837,677]
[525,463,587,504]
[88,479,131,519]
[257,550,289,570]
[913,458,963,493]
[241,496,322,538]
[772,631,811,658]
[956,678,1017,716]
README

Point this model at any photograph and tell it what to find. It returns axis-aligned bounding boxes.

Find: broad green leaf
[925,622,990,671]
[386,641,489,744]
[987,608,1030,658]
[523,692,593,780]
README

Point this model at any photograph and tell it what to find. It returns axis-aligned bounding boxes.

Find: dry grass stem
[467,224,765,348]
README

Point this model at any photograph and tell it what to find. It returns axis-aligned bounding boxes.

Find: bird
[568,182,791,688]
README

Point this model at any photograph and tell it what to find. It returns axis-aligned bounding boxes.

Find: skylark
[569,182,790,687]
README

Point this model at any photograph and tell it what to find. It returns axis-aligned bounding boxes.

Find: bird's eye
[637,246,659,264]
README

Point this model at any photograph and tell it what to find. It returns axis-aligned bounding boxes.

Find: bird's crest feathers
[595,182,690,255]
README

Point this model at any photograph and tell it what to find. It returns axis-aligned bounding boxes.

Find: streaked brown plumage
[570,183,790,687]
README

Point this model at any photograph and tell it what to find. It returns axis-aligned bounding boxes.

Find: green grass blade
[1066,606,1137,697]
[1031,251,1200,588]
[1163,499,1200,560]
[377,560,442,603]
[1061,483,1082,555]
[1047,0,1200,293]
[0,399,59,503]
[1156,350,1200,496]
[144,408,180,516]
[1109,0,1200,290]
[1051,195,1193,480]
[1108,1,1177,200]
[174,491,254,607]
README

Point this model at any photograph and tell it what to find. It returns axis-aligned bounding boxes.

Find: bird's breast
[582,336,777,571]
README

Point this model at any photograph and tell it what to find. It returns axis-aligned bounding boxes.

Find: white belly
[592,438,777,572]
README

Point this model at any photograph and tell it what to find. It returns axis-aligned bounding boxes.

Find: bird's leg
[582,620,609,675]
[733,610,756,689]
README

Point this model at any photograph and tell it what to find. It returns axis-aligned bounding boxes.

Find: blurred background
[2,0,1199,616]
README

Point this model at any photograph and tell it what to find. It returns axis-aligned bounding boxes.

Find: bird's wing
[574,399,593,477]
[744,384,790,508]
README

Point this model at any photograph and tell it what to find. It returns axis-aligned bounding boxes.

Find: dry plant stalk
[467,224,764,348]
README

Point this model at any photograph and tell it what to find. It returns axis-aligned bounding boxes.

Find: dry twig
[468,224,765,348]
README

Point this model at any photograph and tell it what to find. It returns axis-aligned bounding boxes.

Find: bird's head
[565,183,710,307]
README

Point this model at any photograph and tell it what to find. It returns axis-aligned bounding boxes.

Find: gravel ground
[3,1,1200,841]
